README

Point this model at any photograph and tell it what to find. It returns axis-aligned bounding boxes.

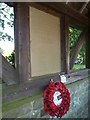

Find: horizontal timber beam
[3,69,90,103]
[69,18,87,30]
[29,2,88,26]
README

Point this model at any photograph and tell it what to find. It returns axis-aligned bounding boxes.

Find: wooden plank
[3,73,60,103]
[60,15,70,74]
[30,2,88,26]
[2,69,90,103]
[1,54,18,85]
[14,3,31,82]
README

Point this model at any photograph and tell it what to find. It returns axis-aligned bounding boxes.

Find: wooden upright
[86,18,90,69]
[14,3,31,82]
[60,15,70,74]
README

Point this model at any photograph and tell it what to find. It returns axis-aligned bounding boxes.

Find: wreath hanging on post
[43,81,70,118]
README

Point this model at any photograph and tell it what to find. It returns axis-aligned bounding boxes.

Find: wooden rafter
[66,0,70,4]
[80,1,89,14]
[30,2,88,26]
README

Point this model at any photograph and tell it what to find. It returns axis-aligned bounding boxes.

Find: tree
[69,27,82,56]
[0,3,15,67]
[69,27,86,69]
[5,50,15,68]
[0,3,14,41]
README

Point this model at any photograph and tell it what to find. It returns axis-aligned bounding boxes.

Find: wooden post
[14,3,31,82]
[86,26,90,69]
[0,53,2,81]
[86,12,90,69]
[60,15,70,74]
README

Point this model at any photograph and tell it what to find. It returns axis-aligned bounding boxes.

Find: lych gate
[0,2,90,118]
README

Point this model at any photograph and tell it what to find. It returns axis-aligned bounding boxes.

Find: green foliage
[69,27,86,65]
[0,3,15,67]
[0,3,14,41]
[5,50,15,68]
[69,27,82,55]
[0,19,5,29]
[73,64,85,71]
[0,31,13,41]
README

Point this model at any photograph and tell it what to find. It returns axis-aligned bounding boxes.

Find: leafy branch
[0,31,13,41]
[0,3,14,41]
[5,50,15,68]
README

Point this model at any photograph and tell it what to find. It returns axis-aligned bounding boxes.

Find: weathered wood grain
[0,54,2,85]
[60,15,70,73]
[2,69,90,103]
[14,3,31,82]
[86,23,90,68]
[30,2,88,26]
[1,54,18,85]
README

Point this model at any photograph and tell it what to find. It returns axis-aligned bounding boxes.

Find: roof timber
[79,2,89,13]
[6,2,89,26]
[29,2,88,26]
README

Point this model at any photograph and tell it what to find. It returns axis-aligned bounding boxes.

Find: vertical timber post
[86,23,90,69]
[14,3,31,82]
[60,15,70,74]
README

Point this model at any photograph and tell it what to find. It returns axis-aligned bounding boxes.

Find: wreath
[43,81,70,118]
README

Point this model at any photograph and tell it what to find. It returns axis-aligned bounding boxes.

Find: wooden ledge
[2,69,90,104]
[65,69,90,85]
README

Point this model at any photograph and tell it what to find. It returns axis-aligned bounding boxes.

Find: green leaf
[0,19,5,29]
[7,21,11,26]
[5,50,15,68]
[0,32,13,41]
[10,13,14,19]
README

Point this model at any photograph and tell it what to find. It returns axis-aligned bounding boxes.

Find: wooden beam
[60,15,70,74]
[30,2,88,26]
[80,1,89,14]
[14,3,31,82]
[3,69,90,103]
[1,54,18,85]
[86,26,90,68]
[29,2,61,18]
[70,29,87,69]
[66,0,70,4]
[69,18,86,30]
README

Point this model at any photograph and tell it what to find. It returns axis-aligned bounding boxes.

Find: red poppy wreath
[43,81,70,118]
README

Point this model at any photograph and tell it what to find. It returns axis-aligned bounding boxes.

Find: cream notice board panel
[30,7,61,77]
